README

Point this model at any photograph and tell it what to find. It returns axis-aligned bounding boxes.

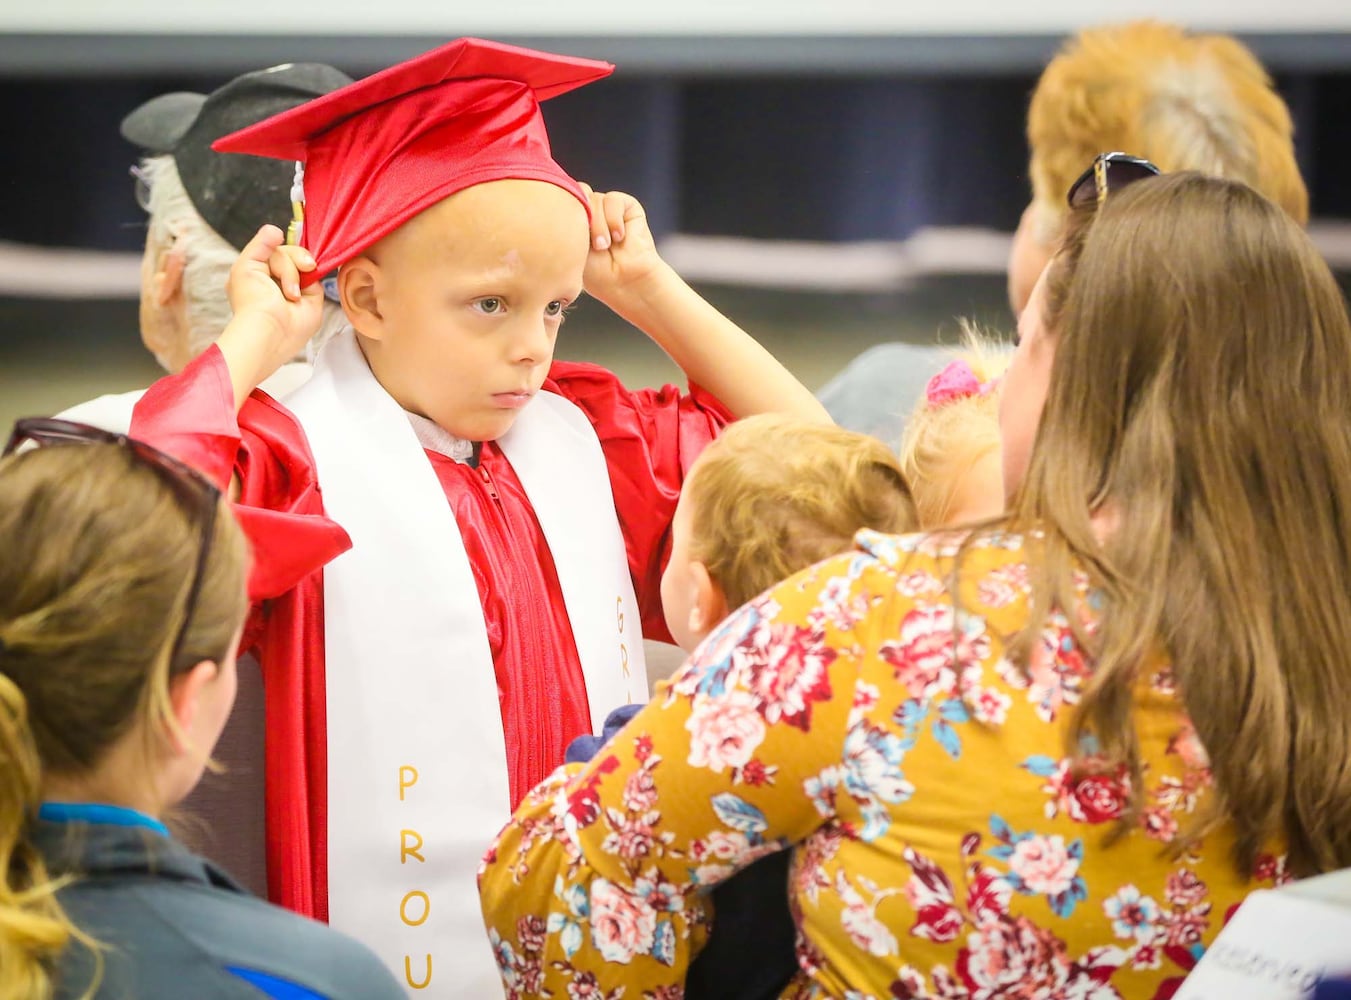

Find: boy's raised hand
[580,185,670,309]
[574,188,831,426]
[217,225,324,410]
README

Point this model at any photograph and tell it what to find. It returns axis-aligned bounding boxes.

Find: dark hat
[213,38,611,285]
[121,62,353,252]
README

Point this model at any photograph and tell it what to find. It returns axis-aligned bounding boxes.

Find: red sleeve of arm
[546,360,733,643]
[130,346,351,606]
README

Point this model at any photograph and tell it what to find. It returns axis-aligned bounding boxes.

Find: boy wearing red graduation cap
[129,37,828,994]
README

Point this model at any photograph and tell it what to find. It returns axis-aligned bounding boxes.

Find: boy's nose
[510,317,553,365]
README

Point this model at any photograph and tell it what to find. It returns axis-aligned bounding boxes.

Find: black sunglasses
[1067,152,1161,210]
[3,418,221,670]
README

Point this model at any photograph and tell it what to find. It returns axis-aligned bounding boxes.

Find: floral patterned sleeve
[479,547,887,997]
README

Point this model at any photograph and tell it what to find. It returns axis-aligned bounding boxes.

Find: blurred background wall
[2,1,1349,433]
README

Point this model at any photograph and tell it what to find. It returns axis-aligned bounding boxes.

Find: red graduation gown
[129,346,729,921]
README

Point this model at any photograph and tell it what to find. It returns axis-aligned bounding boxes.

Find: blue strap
[227,966,328,1000]
[38,802,170,838]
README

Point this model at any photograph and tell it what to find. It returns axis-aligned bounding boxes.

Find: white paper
[1174,888,1351,1000]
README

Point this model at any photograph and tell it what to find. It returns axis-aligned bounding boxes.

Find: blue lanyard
[38,802,170,838]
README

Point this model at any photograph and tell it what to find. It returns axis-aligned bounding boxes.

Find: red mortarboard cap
[213,37,613,283]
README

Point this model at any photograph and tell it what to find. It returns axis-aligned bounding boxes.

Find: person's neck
[42,741,167,819]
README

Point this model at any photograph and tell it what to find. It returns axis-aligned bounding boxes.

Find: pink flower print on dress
[1009,835,1081,897]
[969,685,1013,725]
[811,574,874,632]
[517,914,547,954]
[600,811,658,863]
[897,569,946,598]
[588,878,658,963]
[1163,905,1210,949]
[746,620,836,730]
[848,681,881,728]
[1142,806,1180,844]
[1164,869,1207,908]
[565,755,620,826]
[621,766,658,813]
[988,816,1088,917]
[701,829,753,861]
[976,562,1031,609]
[566,971,603,999]
[685,691,766,773]
[954,915,1119,999]
[879,604,957,702]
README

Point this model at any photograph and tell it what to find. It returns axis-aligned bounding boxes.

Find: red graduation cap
[213,37,613,284]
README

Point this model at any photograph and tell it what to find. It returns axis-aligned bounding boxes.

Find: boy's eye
[545,300,565,318]
[474,297,503,314]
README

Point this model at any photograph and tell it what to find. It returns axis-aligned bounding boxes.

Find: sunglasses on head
[3,418,221,670]
[1067,152,1161,210]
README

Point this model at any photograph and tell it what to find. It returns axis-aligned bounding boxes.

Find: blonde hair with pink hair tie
[901,331,1011,528]
[924,358,1001,408]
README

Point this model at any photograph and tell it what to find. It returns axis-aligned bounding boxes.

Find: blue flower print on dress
[838,721,915,841]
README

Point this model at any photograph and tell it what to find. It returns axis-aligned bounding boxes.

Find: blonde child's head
[899,332,1011,529]
[660,414,917,650]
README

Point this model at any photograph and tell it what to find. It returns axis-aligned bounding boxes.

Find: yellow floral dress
[479,530,1286,999]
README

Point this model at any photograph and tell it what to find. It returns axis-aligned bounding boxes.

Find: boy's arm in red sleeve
[546,360,732,643]
[131,345,350,603]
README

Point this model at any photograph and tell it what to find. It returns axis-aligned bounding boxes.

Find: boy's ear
[340,256,385,338]
[165,660,218,756]
[687,561,729,638]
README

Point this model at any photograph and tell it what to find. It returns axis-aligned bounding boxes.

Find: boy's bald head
[339,179,588,443]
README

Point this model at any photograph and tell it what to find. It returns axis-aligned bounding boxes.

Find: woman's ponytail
[0,669,72,1000]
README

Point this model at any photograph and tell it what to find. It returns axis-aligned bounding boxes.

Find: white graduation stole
[283,328,647,995]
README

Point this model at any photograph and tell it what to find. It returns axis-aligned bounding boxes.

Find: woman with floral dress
[479,167,1351,999]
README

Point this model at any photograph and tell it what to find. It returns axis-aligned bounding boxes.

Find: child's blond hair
[899,331,1011,529]
[685,414,917,609]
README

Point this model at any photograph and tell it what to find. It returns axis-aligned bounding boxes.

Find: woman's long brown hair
[1009,171,1351,878]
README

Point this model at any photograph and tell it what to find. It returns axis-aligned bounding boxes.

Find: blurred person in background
[818,19,1307,448]
[59,62,353,434]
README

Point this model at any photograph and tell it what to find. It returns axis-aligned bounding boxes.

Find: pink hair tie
[925,359,997,407]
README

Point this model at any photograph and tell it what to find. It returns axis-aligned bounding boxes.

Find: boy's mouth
[492,390,535,409]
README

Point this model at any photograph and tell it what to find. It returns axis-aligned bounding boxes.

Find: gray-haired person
[60,62,354,433]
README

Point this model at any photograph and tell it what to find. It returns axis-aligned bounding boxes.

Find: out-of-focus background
[2,1,1350,435]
